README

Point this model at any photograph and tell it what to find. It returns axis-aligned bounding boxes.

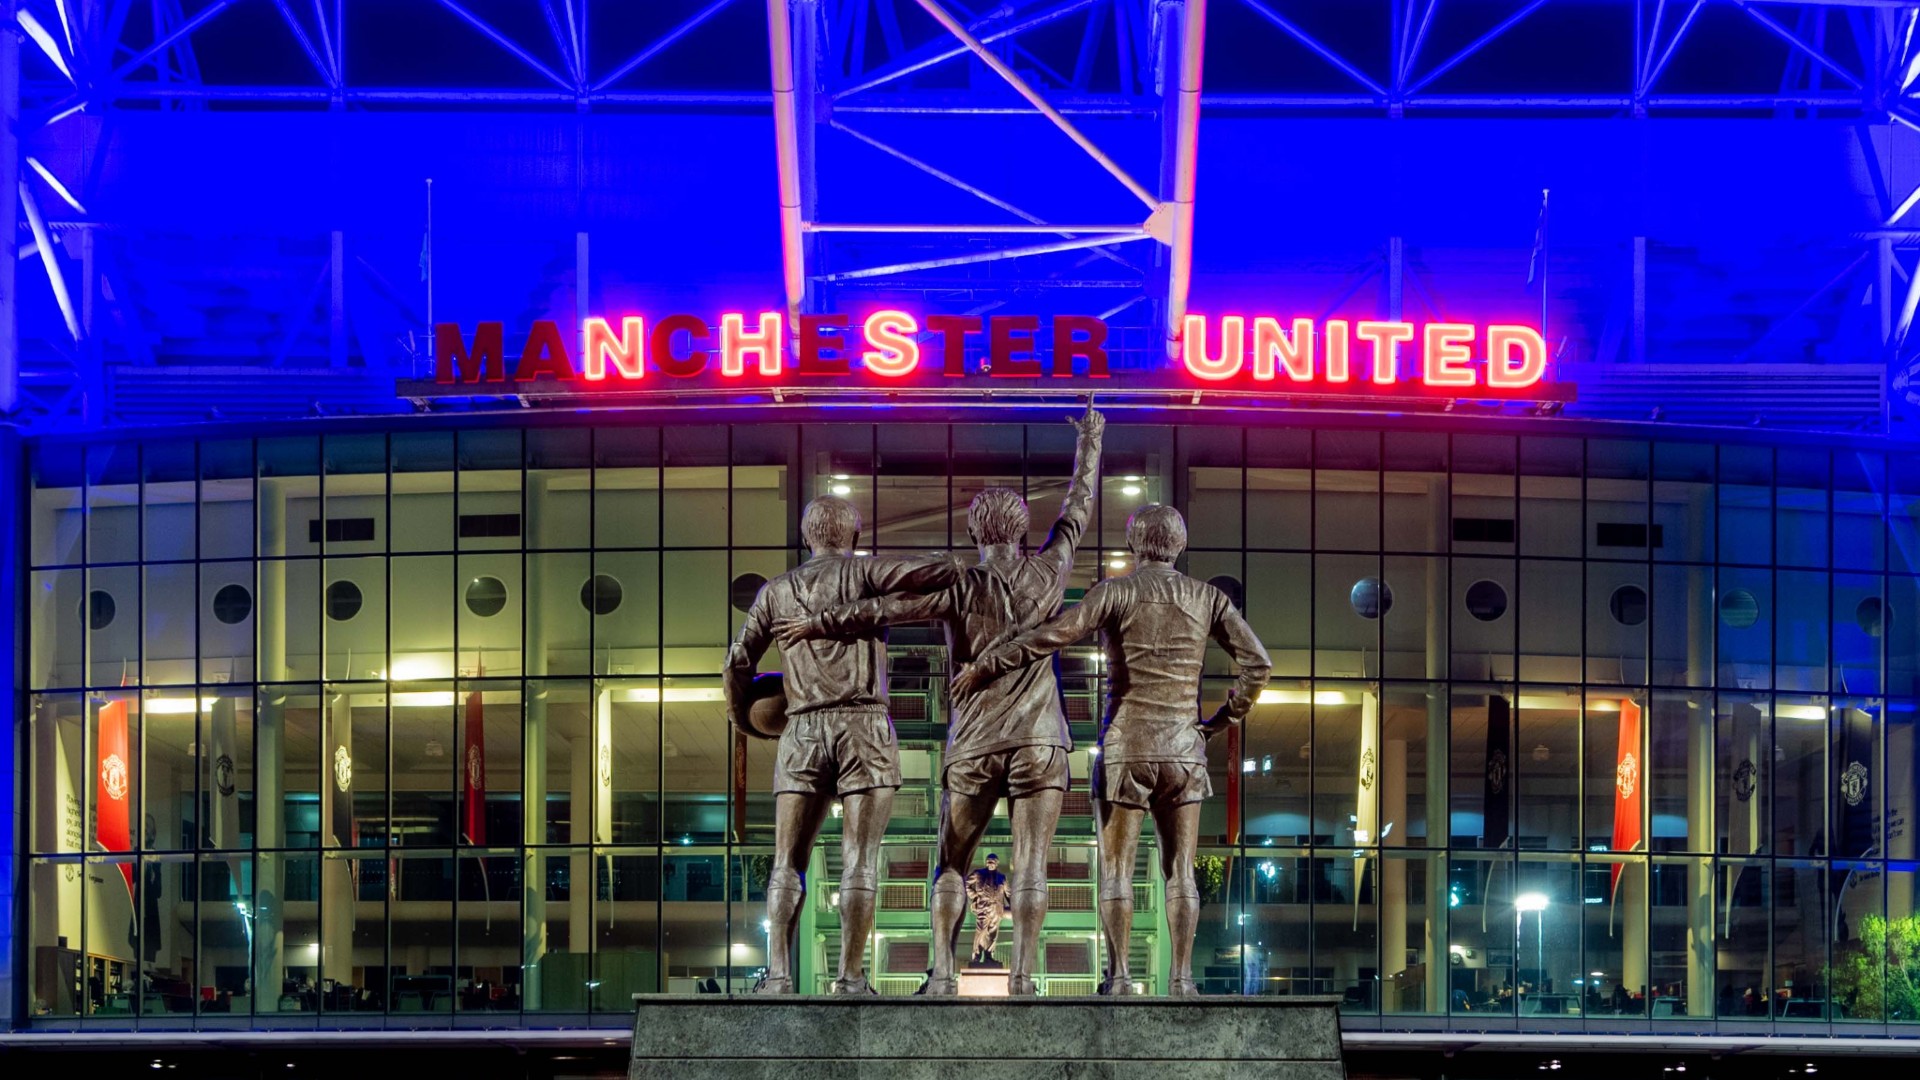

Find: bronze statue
[725,495,961,995]
[952,503,1271,997]
[773,405,1104,995]
[964,853,1012,965]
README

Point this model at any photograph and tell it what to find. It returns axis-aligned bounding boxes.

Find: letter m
[435,322,507,383]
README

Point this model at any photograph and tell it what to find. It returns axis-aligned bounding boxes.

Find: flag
[1353,689,1379,928]
[207,696,241,853]
[1484,694,1511,849]
[1525,189,1549,288]
[327,693,353,848]
[1835,706,1876,858]
[463,685,487,846]
[1723,702,1762,936]
[1609,699,1643,909]
[95,699,135,898]
[594,689,613,845]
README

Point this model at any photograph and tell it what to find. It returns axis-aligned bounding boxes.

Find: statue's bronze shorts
[943,745,1069,798]
[1093,759,1211,809]
[773,709,901,796]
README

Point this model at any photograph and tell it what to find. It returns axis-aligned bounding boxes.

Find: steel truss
[4,0,1920,428]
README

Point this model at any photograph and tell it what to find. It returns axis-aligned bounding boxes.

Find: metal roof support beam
[271,0,338,90]
[912,0,1160,211]
[1642,0,1705,95]
[593,0,735,92]
[1239,0,1385,98]
[820,233,1152,281]
[1737,0,1865,89]
[835,0,1094,100]
[1162,0,1206,358]
[111,0,230,81]
[1406,0,1554,96]
[1,0,16,417]
[433,0,573,93]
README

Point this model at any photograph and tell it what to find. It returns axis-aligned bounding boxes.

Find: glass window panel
[1246,553,1310,679]
[1890,577,1920,698]
[1586,440,1649,561]
[1512,855,1580,1015]
[322,850,387,1014]
[1715,692,1769,864]
[27,862,81,1019]
[323,686,385,849]
[950,424,1021,546]
[390,684,455,847]
[1718,444,1772,566]
[733,424,795,549]
[522,847,584,1012]
[1451,558,1515,682]
[1181,427,1242,550]
[1316,430,1379,551]
[252,849,320,1022]
[1515,689,1578,851]
[595,427,660,549]
[1830,699,1881,860]
[1645,854,1712,1019]
[87,443,140,566]
[1380,851,1445,1014]
[662,551,727,676]
[388,852,454,1015]
[257,437,319,560]
[322,434,387,558]
[260,558,320,683]
[457,854,521,1013]
[30,693,87,853]
[1716,567,1772,689]
[1313,681,1369,846]
[143,691,198,852]
[1387,431,1450,555]
[391,432,455,554]
[1243,679,1310,846]
[1096,426,1169,552]
[457,429,522,553]
[1877,867,1917,1023]
[1777,448,1830,569]
[143,440,197,563]
[1241,854,1311,996]
[256,687,321,850]
[527,552,591,678]
[1248,429,1312,552]
[200,439,255,562]
[88,565,140,688]
[595,550,660,677]
[1773,695,1828,857]
[1518,561,1580,683]
[201,690,255,852]
[324,558,386,682]
[662,851,729,990]
[458,682,521,847]
[876,423,949,548]
[1022,421,1074,551]
[1834,451,1886,571]
[194,853,250,1021]
[1519,436,1582,558]
[1585,561,1648,686]
[661,677,727,846]
[389,555,453,680]
[595,853,662,1006]
[85,855,141,1016]
[662,427,728,548]
[1310,850,1377,1012]
[525,428,591,551]
[1829,859,1882,1021]
[724,852,771,993]
[32,442,84,568]
[1833,574,1884,697]
[144,563,196,687]
[457,553,522,677]
[1717,856,1769,1015]
[1773,860,1828,1019]
[31,568,84,690]
[1447,851,1514,1016]
[1776,570,1830,693]
[1646,690,1710,854]
[1894,447,1920,576]
[1381,555,1445,681]
[1314,554,1380,678]
[198,560,255,684]
[1651,563,1712,688]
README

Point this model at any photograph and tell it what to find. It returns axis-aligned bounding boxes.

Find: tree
[1828,914,1920,1021]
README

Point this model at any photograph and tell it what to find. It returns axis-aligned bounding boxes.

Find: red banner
[463,688,486,846]
[1609,699,1643,901]
[95,699,135,896]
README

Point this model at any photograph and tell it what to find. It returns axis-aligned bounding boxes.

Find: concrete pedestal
[629,995,1346,1080]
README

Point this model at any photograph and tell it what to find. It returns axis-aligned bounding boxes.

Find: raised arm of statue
[1035,404,1105,574]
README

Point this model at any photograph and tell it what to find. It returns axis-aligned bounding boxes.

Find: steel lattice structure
[5,0,1920,429]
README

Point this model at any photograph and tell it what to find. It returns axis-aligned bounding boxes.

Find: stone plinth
[629,994,1346,1080]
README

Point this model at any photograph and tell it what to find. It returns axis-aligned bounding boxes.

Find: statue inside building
[725,495,961,995]
[772,404,1104,995]
[951,503,1272,997]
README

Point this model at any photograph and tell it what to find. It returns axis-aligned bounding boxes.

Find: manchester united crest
[333,745,353,792]
[100,752,128,802]
[1733,759,1756,803]
[1360,747,1376,791]
[1487,749,1508,795]
[214,753,235,798]
[1841,760,1869,807]
[467,743,484,789]
[598,743,612,788]
[1616,751,1638,799]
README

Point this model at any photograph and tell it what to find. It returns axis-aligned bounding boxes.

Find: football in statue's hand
[737,672,788,740]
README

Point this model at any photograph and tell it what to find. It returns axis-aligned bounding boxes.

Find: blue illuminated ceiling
[8,1,1920,433]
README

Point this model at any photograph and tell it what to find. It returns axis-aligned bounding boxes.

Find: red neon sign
[431,311,1551,394]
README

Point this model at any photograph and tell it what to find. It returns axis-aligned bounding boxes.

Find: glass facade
[18,418,1920,1033]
